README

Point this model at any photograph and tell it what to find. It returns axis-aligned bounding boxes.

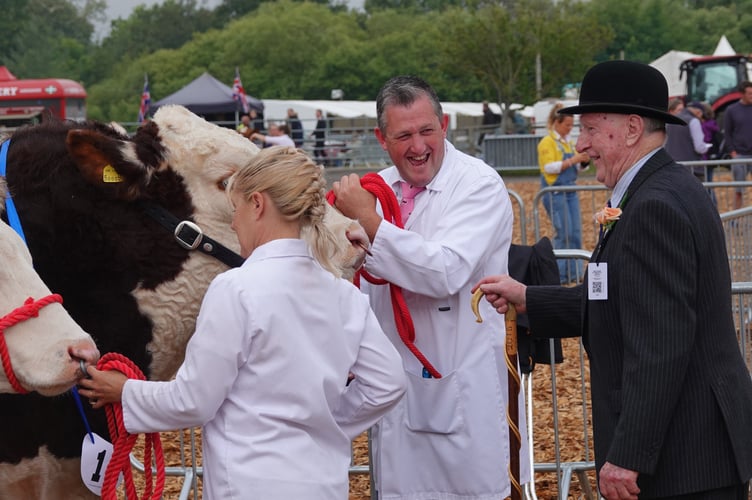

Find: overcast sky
[97,0,364,38]
[103,0,221,20]
[96,0,222,37]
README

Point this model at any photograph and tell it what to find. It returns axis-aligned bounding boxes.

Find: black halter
[139,201,244,268]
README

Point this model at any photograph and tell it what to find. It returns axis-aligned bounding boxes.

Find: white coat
[365,141,530,499]
[121,238,406,500]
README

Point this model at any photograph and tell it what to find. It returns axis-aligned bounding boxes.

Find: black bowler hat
[559,60,686,125]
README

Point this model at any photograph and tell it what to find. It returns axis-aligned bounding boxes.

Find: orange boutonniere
[594,206,622,231]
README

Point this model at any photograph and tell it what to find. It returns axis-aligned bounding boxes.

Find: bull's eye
[217,177,230,191]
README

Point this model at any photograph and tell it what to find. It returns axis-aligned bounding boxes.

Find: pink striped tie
[400,181,426,223]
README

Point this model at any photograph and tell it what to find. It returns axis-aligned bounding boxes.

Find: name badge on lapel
[587,263,608,300]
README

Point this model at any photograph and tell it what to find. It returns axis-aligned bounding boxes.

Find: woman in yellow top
[538,103,590,283]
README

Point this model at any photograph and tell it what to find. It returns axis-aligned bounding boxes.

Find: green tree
[0,0,32,64]
[364,0,479,13]
[583,0,752,62]
[686,2,752,53]
[83,0,217,83]
[584,0,707,62]
[6,0,100,78]
[357,9,466,99]
[441,0,610,132]
[86,1,360,120]
[212,0,265,18]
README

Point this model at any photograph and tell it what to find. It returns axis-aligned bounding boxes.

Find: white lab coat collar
[244,238,311,267]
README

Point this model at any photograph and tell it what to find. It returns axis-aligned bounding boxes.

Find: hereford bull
[0,184,99,396]
[0,105,368,499]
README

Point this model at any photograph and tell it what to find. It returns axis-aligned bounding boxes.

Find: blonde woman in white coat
[80,146,406,499]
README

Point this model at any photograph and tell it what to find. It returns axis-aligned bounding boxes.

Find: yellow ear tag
[102,165,124,183]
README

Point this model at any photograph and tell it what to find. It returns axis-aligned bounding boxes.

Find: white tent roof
[714,35,736,56]
[262,99,372,123]
[649,50,701,97]
[261,99,533,130]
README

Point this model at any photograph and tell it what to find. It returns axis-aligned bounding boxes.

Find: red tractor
[680,54,749,123]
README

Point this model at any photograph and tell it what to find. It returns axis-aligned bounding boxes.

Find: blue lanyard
[0,139,26,243]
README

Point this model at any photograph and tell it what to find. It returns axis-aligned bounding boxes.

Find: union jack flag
[232,67,250,114]
[137,75,151,123]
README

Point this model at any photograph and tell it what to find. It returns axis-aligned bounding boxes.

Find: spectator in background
[251,123,295,148]
[537,102,590,284]
[332,75,529,500]
[287,108,304,147]
[668,97,685,116]
[311,109,328,163]
[477,100,500,146]
[665,100,710,183]
[698,101,722,206]
[723,81,752,209]
[511,110,530,134]
[236,113,252,137]
[699,102,723,163]
[250,109,265,133]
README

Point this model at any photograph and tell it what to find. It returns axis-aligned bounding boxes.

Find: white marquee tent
[713,35,736,56]
[649,35,740,98]
[649,50,700,97]
[261,99,532,130]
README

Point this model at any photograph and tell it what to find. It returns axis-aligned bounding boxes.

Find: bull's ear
[66,129,150,201]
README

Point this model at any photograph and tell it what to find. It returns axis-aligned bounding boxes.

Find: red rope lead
[329,173,441,378]
[97,352,165,500]
[0,294,63,394]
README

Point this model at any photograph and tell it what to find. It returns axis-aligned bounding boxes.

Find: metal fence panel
[483,134,541,170]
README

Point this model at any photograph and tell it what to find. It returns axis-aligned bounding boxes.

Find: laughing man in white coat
[333,76,530,499]
[80,147,406,500]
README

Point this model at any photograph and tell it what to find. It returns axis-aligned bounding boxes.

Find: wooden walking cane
[471,291,522,500]
[504,304,522,500]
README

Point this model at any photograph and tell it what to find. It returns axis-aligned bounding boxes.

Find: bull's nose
[69,341,100,368]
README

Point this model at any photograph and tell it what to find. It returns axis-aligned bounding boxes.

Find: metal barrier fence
[524,248,595,500]
[722,205,752,283]
[483,134,541,172]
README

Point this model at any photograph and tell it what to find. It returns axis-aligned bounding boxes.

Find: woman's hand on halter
[77,367,128,409]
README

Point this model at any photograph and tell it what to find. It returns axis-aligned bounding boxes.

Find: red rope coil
[97,352,165,500]
[0,294,63,394]
[328,173,441,378]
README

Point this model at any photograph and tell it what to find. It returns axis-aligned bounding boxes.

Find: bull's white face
[151,106,369,278]
[151,106,257,256]
[0,211,99,395]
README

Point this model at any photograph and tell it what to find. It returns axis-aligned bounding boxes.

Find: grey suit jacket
[527,148,752,497]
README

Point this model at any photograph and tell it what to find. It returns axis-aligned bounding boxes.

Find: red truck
[0,66,86,130]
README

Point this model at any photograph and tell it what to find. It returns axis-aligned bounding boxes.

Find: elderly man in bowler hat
[474,60,752,499]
